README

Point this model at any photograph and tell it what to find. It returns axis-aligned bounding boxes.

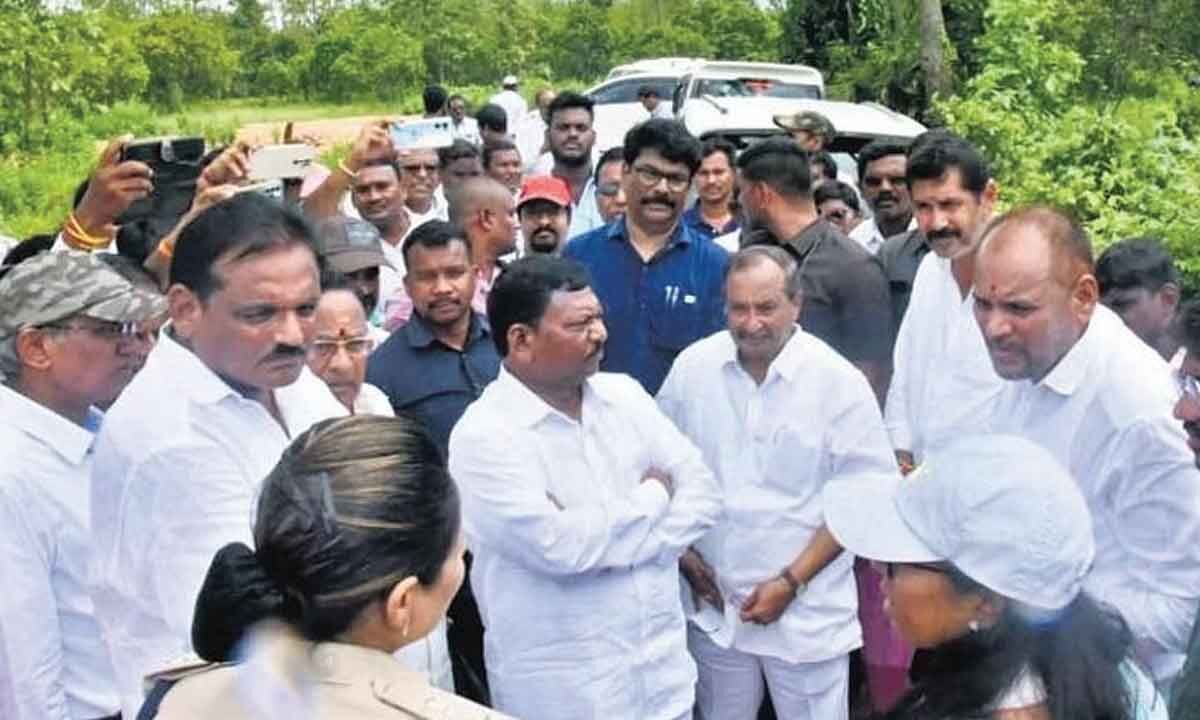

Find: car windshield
[692,77,820,100]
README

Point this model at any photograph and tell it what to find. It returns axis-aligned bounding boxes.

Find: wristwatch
[778,566,807,596]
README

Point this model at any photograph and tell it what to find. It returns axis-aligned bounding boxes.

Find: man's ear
[506,323,534,361]
[168,284,204,340]
[13,326,56,373]
[1071,273,1100,324]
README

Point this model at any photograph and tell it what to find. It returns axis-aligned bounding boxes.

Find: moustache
[264,345,305,363]
[644,195,676,209]
[928,228,960,242]
[875,192,897,203]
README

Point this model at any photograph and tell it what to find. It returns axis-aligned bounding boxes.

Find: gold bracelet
[66,213,113,249]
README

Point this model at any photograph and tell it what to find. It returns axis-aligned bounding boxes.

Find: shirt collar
[402,311,490,349]
[493,364,617,428]
[154,328,244,406]
[0,383,99,465]
[1037,309,1104,397]
[719,326,807,384]
[607,216,694,250]
[683,202,736,235]
[781,218,830,258]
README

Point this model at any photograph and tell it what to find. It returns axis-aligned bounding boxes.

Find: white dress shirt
[848,216,916,255]
[987,305,1200,681]
[884,253,1005,460]
[489,89,528,134]
[514,110,547,172]
[0,386,118,720]
[90,330,346,718]
[451,116,481,145]
[448,367,722,720]
[658,328,897,663]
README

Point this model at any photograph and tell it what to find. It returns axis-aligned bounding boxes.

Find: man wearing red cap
[517,176,572,255]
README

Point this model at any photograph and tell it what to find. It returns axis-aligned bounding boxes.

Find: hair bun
[192,542,287,662]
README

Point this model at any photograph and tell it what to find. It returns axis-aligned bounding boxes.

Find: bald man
[450,177,519,298]
[974,206,1200,687]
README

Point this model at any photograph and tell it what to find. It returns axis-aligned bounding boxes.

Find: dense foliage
[1,0,1196,283]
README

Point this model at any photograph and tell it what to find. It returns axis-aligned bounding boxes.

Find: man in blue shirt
[564,119,729,394]
[680,137,739,242]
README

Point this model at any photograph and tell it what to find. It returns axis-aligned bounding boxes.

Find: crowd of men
[2,71,1200,720]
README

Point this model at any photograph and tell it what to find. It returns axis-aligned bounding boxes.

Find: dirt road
[235,114,418,150]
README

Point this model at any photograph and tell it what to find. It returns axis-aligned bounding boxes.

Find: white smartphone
[248,144,317,181]
[235,178,285,201]
[390,118,455,150]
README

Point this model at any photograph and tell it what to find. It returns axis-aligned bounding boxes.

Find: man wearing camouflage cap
[773,110,835,153]
[0,251,165,720]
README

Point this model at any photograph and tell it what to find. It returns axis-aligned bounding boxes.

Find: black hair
[623,119,703,175]
[170,192,319,301]
[476,103,508,134]
[438,138,482,168]
[814,180,861,213]
[811,150,838,181]
[594,146,625,183]
[358,156,403,180]
[856,140,909,185]
[422,84,448,115]
[448,93,466,106]
[637,85,659,98]
[191,415,461,658]
[1179,299,1200,354]
[319,266,355,293]
[547,91,595,124]
[483,139,520,170]
[401,219,472,266]
[736,137,812,199]
[907,130,991,194]
[97,253,161,294]
[487,255,591,357]
[701,137,736,168]
[1096,237,1178,294]
[883,566,1136,720]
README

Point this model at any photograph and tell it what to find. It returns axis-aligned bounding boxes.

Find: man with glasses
[0,251,165,720]
[399,147,448,224]
[975,205,1200,689]
[564,118,729,395]
[593,146,627,224]
[682,138,739,243]
[814,180,862,237]
[306,280,385,415]
[850,140,917,256]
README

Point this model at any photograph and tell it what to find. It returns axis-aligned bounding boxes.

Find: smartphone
[389,118,454,150]
[247,144,317,181]
[235,179,285,201]
[117,136,206,224]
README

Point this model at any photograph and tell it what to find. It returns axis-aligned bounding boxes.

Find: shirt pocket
[648,284,704,352]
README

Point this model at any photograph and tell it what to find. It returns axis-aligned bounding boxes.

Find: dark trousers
[447,550,490,705]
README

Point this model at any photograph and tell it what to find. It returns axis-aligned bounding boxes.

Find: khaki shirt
[148,622,509,720]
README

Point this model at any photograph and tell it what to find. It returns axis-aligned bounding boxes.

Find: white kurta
[658,329,897,663]
[884,252,1005,461]
[448,367,721,720]
[987,305,1200,681]
[89,331,347,718]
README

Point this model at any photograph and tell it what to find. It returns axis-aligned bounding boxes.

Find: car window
[692,78,821,100]
[590,77,678,105]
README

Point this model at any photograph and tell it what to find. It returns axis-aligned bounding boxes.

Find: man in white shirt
[306,283,389,415]
[90,194,347,717]
[639,85,674,120]
[489,75,528,137]
[448,255,721,720]
[515,88,555,173]
[658,246,896,719]
[448,94,482,145]
[398,147,449,225]
[885,131,1005,471]
[974,205,1200,686]
[0,252,164,720]
[849,140,918,255]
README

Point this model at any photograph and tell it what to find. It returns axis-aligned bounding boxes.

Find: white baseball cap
[502,75,518,87]
[823,434,1094,611]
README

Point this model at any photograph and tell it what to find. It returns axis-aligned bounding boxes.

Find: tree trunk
[917,0,951,107]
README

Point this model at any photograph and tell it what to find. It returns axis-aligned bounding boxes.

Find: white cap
[502,75,518,87]
[823,435,1094,611]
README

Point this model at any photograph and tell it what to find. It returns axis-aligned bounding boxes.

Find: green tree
[135,11,239,108]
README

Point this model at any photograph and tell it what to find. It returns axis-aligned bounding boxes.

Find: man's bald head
[449,177,513,226]
[448,176,518,259]
[974,206,1099,382]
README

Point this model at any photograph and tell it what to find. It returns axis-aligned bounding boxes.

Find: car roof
[688,98,927,153]
[586,73,681,94]
[606,57,706,79]
[684,61,823,86]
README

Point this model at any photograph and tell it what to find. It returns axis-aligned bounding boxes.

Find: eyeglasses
[631,164,691,193]
[39,319,151,344]
[823,209,850,222]
[309,337,374,361]
[596,182,622,197]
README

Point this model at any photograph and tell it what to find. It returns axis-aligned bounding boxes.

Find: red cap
[518,175,572,210]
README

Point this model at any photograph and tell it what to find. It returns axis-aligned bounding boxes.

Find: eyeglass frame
[630,163,691,193]
[308,336,375,362]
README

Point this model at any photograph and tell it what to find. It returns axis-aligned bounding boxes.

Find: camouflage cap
[772,110,836,140]
[0,251,167,372]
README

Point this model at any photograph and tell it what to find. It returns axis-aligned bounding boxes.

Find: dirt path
[235,114,418,150]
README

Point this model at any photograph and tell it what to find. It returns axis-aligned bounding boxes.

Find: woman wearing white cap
[823,434,1167,720]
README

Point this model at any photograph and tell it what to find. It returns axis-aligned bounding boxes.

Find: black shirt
[365,311,501,457]
[878,228,930,338]
[748,219,894,363]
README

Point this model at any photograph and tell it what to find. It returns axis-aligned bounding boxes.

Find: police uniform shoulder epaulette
[143,654,234,688]
[372,680,513,720]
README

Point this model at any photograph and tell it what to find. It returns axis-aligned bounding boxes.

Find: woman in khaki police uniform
[141,414,511,720]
